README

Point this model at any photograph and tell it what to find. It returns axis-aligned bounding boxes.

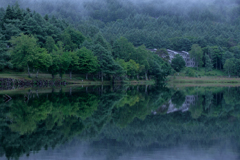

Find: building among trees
[167,49,196,67]
[148,48,196,67]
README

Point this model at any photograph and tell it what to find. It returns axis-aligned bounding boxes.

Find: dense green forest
[1,0,240,76]
[0,2,171,82]
[1,0,240,80]
[1,86,240,159]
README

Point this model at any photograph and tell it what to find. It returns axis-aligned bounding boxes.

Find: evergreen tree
[171,54,186,72]
[205,54,213,72]
[155,48,170,62]
[189,44,203,70]
[0,33,12,70]
[112,37,135,61]
[94,33,110,51]
[224,58,235,77]
[3,5,14,22]
[93,44,120,81]
[45,36,56,53]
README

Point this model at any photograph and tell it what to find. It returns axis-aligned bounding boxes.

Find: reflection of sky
[0,141,238,160]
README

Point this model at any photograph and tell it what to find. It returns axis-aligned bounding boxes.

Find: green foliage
[45,36,56,52]
[224,58,235,77]
[189,44,203,70]
[0,33,12,70]
[112,37,135,61]
[185,68,195,77]
[10,33,38,69]
[33,47,52,72]
[171,91,185,108]
[1,3,173,80]
[77,47,99,77]
[205,54,213,72]
[171,54,185,72]
[155,48,170,62]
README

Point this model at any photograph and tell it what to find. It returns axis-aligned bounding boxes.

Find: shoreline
[167,76,240,84]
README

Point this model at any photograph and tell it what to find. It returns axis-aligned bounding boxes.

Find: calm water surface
[0,85,240,160]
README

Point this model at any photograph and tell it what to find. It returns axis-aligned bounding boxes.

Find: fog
[0,140,238,160]
[0,0,238,20]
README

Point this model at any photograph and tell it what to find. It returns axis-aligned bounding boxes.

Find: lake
[0,85,239,160]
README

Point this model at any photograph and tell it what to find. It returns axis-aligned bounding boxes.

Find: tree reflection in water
[0,86,240,159]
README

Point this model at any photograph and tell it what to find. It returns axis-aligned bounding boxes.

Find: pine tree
[205,54,212,72]
[94,33,110,50]
[112,37,135,61]
[224,58,235,77]
[92,44,119,81]
[3,5,14,22]
[189,44,203,70]
[45,36,56,53]
[0,33,12,70]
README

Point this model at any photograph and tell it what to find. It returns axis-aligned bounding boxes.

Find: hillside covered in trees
[0,2,171,82]
[1,0,240,79]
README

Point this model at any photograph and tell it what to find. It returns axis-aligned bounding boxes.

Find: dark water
[0,85,240,160]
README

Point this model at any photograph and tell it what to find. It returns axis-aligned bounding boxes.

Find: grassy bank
[168,67,240,84]
[168,76,240,84]
[0,70,154,85]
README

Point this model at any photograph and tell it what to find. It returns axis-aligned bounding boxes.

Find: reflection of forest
[1,86,240,159]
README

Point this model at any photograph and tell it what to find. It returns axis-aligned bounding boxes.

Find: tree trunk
[27,64,31,77]
[69,71,72,79]
[145,71,148,81]
[52,74,54,79]
[145,85,148,94]
[101,72,103,82]
[112,75,115,84]
[137,74,139,80]
[86,73,88,80]
[36,69,39,78]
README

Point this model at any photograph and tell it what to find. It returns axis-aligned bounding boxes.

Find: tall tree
[171,54,186,72]
[77,47,99,80]
[189,44,203,70]
[155,48,170,62]
[45,36,56,53]
[112,37,135,61]
[0,33,12,70]
[205,54,213,72]
[224,58,235,77]
[9,33,38,77]
[68,51,79,79]
[33,47,52,78]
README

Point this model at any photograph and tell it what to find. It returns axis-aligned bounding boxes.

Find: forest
[0,2,171,82]
[1,0,240,81]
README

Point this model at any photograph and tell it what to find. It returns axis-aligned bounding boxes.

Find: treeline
[179,44,240,76]
[0,3,171,81]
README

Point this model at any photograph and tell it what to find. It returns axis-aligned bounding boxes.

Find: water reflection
[0,86,240,160]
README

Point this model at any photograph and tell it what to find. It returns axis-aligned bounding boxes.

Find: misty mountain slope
[1,0,240,74]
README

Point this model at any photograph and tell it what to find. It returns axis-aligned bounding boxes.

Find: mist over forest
[1,0,240,78]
